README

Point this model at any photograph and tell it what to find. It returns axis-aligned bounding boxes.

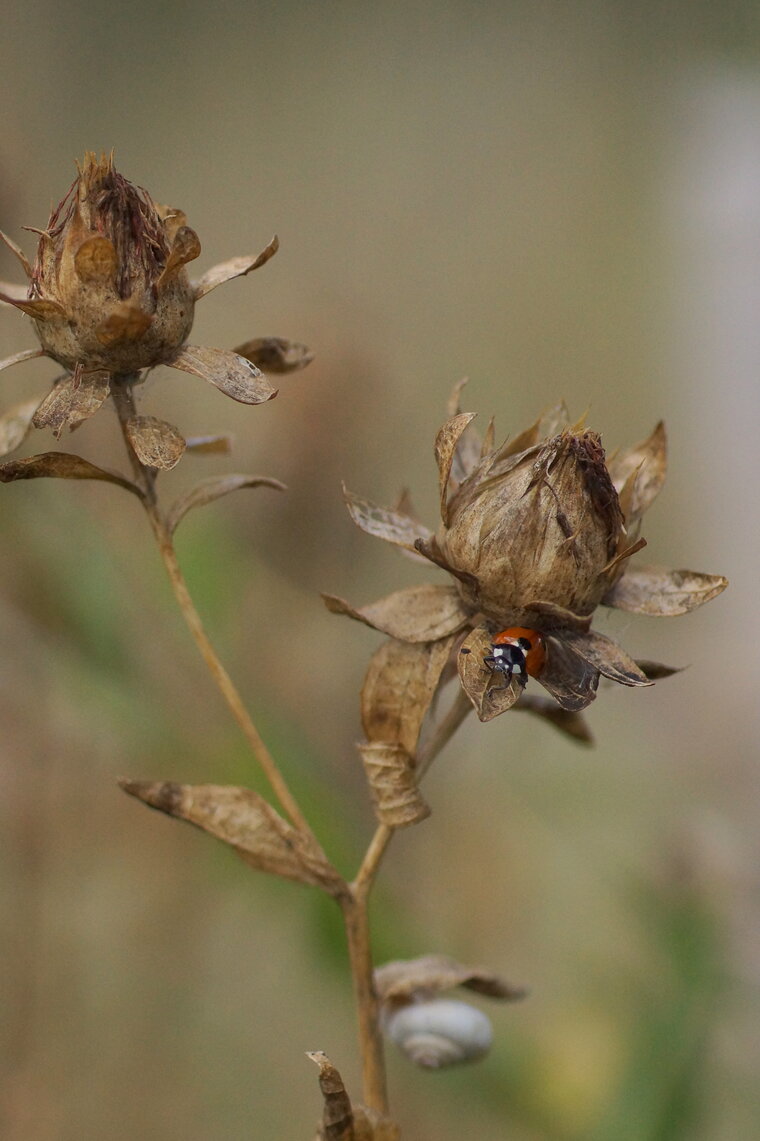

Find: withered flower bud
[328,387,728,731]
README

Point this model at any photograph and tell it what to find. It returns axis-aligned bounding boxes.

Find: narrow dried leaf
[539,635,600,712]
[168,344,277,404]
[608,422,667,522]
[322,584,469,642]
[307,1052,355,1141]
[0,451,142,496]
[361,635,456,757]
[457,626,522,722]
[343,486,432,551]
[234,336,314,373]
[375,955,526,1005]
[0,294,65,319]
[562,629,653,687]
[0,396,45,457]
[514,694,594,745]
[603,564,728,616]
[95,302,153,346]
[74,235,117,283]
[125,415,185,470]
[435,413,477,525]
[193,235,280,300]
[0,347,44,374]
[357,742,430,828]
[185,433,233,455]
[635,660,684,680]
[119,781,343,894]
[0,230,32,277]
[167,473,287,534]
[33,370,110,437]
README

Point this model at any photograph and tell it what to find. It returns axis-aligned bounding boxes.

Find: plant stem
[110,379,316,841]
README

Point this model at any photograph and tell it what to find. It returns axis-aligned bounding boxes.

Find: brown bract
[0,152,311,464]
[329,385,728,729]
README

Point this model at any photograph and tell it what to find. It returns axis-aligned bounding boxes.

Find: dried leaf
[539,635,600,712]
[0,396,44,458]
[514,694,594,745]
[156,226,201,285]
[457,626,522,722]
[375,955,526,1006]
[562,629,653,687]
[193,235,280,300]
[603,564,728,616]
[435,413,476,525]
[343,486,432,552]
[307,1052,355,1141]
[125,415,186,470]
[167,473,287,534]
[185,433,233,455]
[74,235,117,283]
[322,584,469,642]
[234,336,314,374]
[608,422,667,523]
[635,659,684,680]
[0,451,142,496]
[119,781,343,894]
[95,302,152,346]
[0,229,32,277]
[357,742,430,828]
[168,344,277,404]
[361,636,456,757]
[0,293,65,319]
[33,369,110,438]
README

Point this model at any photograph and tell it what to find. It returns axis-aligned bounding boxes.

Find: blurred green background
[1,2,757,1138]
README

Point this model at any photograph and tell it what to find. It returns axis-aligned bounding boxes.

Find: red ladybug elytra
[483,627,546,689]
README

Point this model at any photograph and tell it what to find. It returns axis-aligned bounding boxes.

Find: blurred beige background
[1,2,757,1139]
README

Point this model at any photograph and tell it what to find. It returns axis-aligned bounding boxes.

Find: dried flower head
[326,387,727,738]
[0,153,310,468]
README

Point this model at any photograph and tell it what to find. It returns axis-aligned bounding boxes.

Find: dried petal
[457,626,522,722]
[0,451,142,496]
[168,344,277,404]
[343,486,432,552]
[234,336,314,374]
[33,369,110,437]
[608,422,667,523]
[0,347,45,374]
[538,635,600,711]
[513,694,594,745]
[307,1052,355,1141]
[167,473,286,534]
[361,636,456,757]
[119,781,343,894]
[0,230,32,277]
[375,955,526,1006]
[434,413,477,525]
[0,396,45,458]
[603,564,728,616]
[561,629,653,687]
[322,584,469,642]
[125,415,186,470]
[357,742,430,827]
[193,235,279,300]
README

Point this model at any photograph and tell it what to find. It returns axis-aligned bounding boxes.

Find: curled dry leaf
[234,336,314,374]
[166,473,287,534]
[361,635,457,758]
[603,564,728,616]
[125,415,186,470]
[185,433,233,455]
[357,742,430,828]
[33,369,111,438]
[118,781,344,895]
[513,694,594,745]
[322,584,469,643]
[0,396,44,458]
[0,451,142,497]
[560,628,652,687]
[539,634,600,712]
[192,235,280,300]
[168,344,277,404]
[343,486,432,552]
[457,626,523,722]
[608,422,667,524]
[375,954,527,1007]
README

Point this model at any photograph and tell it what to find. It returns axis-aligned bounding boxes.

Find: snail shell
[384,998,493,1069]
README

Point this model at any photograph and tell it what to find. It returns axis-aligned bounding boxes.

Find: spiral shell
[384,998,493,1069]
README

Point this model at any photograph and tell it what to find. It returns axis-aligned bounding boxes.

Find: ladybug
[484,627,546,689]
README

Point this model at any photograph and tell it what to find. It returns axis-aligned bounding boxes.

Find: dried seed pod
[384,999,493,1069]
